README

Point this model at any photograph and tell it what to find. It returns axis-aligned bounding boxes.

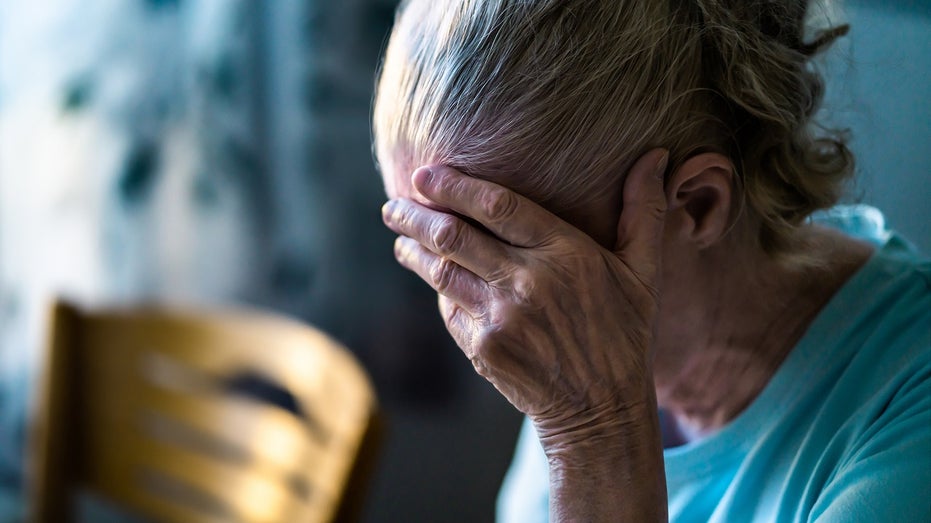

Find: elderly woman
[374,0,930,521]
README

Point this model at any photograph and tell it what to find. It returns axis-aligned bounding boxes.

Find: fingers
[614,148,669,284]
[393,236,489,313]
[410,166,569,248]
[383,198,514,282]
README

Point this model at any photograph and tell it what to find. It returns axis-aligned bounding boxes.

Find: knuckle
[468,339,495,378]
[502,264,548,306]
[472,320,501,350]
[470,328,496,362]
[448,174,470,200]
[470,356,490,378]
[388,203,405,225]
[429,257,458,293]
[396,206,415,232]
[484,303,521,339]
[510,270,537,302]
[483,187,518,222]
[431,215,465,255]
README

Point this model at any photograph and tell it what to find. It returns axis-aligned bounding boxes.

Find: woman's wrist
[539,384,668,522]
[539,397,663,473]
[534,372,658,452]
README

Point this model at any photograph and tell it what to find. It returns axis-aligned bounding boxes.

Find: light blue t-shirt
[497,206,931,522]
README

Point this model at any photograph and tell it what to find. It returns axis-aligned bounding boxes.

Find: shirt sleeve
[496,416,550,523]
[809,366,931,522]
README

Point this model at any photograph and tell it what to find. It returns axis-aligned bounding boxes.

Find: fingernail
[394,235,413,263]
[382,200,397,223]
[655,151,669,180]
[411,167,434,191]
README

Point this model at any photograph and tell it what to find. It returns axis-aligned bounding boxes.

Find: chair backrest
[29,300,380,523]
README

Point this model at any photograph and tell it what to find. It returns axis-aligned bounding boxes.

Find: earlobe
[666,153,734,249]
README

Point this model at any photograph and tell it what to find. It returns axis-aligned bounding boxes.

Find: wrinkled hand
[382,149,669,445]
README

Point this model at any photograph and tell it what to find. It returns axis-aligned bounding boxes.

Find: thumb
[613,148,669,284]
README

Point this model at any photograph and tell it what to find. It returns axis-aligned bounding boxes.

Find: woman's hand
[383,149,670,521]
[381,149,669,445]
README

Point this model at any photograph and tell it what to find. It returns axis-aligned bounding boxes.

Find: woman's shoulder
[811,204,929,317]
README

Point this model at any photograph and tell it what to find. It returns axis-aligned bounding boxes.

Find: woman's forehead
[381,156,426,204]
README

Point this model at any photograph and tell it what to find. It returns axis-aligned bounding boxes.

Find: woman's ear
[665,153,735,249]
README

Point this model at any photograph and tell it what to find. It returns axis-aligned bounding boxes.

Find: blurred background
[0,0,927,522]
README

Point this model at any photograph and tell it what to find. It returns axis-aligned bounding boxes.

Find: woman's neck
[653,226,874,444]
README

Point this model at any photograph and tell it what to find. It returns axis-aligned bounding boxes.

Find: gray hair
[374,0,852,254]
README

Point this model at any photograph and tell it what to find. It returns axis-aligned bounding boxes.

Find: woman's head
[374,0,852,255]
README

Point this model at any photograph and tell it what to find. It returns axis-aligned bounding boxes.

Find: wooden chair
[28,300,381,523]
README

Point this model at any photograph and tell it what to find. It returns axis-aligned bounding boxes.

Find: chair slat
[85,427,333,522]
[96,484,232,523]
[79,391,358,505]
[83,311,364,399]
[139,386,323,474]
